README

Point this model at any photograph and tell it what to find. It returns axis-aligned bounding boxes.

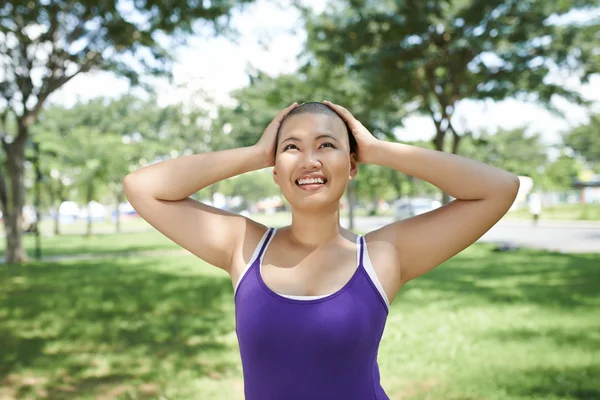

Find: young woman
[123,101,520,399]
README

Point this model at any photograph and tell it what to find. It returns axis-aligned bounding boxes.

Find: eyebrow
[281,134,339,144]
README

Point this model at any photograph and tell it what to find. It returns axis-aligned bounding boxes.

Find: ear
[349,153,358,180]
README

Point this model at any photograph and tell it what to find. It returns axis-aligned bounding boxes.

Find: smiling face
[273,112,358,212]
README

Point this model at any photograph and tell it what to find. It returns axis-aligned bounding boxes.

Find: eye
[320,142,335,149]
[283,143,298,151]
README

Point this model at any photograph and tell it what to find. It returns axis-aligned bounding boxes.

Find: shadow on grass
[0,231,179,260]
[498,364,600,400]
[0,257,235,399]
[490,326,600,351]
[399,245,600,310]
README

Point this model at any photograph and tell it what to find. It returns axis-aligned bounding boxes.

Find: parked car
[394,198,441,221]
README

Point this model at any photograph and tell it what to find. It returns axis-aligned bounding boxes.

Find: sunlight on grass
[1,245,599,399]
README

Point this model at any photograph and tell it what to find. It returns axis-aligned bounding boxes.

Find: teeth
[297,177,325,185]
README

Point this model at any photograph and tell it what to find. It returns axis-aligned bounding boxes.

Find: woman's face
[273,113,357,211]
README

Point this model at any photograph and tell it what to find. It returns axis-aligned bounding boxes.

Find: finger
[283,102,299,116]
[273,102,298,123]
[323,100,356,123]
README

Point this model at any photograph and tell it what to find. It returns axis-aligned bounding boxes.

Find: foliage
[459,127,548,175]
[0,0,254,115]
[219,170,280,208]
[564,113,600,168]
[542,152,582,190]
[303,0,600,156]
[0,0,257,262]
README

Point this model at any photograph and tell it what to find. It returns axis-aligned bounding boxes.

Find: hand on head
[255,102,299,167]
[322,101,378,164]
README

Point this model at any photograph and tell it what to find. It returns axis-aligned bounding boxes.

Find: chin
[283,189,344,213]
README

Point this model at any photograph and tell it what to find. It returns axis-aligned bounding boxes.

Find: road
[2,216,598,256]
[343,216,600,254]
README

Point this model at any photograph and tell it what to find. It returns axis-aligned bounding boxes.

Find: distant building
[573,173,600,204]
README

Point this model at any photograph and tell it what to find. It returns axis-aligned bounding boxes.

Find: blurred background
[1,0,599,399]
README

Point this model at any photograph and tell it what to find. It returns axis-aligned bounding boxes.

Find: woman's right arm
[123,102,297,273]
[123,146,269,272]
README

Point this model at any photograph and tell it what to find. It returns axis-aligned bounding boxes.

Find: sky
[50,0,600,147]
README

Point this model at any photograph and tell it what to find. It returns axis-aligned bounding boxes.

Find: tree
[303,0,600,203]
[459,127,548,177]
[543,152,581,190]
[564,114,600,168]
[31,95,217,235]
[0,0,256,263]
[220,171,280,209]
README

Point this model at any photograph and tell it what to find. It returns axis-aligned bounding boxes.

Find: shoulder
[230,218,270,276]
[364,230,403,303]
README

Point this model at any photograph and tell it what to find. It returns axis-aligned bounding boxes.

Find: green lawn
[1,236,599,399]
[1,231,180,259]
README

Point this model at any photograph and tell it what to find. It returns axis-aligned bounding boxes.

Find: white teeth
[297,177,325,185]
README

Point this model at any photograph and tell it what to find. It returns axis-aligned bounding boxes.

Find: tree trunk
[451,129,462,155]
[2,128,29,264]
[86,182,93,236]
[390,170,403,200]
[432,129,451,205]
[370,192,378,216]
[53,212,60,236]
[115,190,123,233]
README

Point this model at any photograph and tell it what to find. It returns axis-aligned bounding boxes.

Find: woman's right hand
[254,102,298,167]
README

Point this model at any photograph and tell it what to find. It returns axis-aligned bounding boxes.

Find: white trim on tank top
[233,227,272,294]
[234,228,390,309]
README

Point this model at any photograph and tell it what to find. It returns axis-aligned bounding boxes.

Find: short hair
[275,102,358,156]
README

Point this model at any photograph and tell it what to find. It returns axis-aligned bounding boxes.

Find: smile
[295,176,328,191]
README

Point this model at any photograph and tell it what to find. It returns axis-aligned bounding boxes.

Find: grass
[1,235,599,399]
[2,231,180,259]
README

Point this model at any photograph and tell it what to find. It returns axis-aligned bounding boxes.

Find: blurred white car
[394,198,441,221]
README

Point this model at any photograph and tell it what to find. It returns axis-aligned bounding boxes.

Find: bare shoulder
[364,230,403,305]
[229,218,270,287]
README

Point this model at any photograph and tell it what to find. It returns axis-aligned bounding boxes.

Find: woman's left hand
[323,100,379,164]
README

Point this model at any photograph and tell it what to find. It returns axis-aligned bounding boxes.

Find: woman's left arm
[324,101,520,286]
[366,139,519,282]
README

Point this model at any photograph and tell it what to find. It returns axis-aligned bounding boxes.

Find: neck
[288,206,342,248]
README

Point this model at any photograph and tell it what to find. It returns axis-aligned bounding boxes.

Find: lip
[296,183,326,192]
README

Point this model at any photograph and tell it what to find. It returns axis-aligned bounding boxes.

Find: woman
[123,101,520,399]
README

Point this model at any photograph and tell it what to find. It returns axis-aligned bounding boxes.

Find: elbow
[123,174,135,202]
[486,172,520,202]
[123,173,148,202]
[501,173,520,202]
[508,173,520,194]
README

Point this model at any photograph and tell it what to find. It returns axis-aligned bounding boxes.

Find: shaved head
[275,102,358,155]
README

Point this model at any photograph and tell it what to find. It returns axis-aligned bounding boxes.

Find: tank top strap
[358,235,391,312]
[257,227,276,260]
[357,234,365,266]
[234,227,276,297]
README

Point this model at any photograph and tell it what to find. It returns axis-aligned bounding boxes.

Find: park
[1,0,600,399]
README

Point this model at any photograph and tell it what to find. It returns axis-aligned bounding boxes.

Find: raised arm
[365,140,519,283]
[123,102,298,272]
[323,101,519,286]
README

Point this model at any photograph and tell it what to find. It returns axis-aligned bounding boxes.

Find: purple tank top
[234,228,390,399]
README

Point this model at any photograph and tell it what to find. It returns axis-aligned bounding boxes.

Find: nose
[299,150,322,171]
